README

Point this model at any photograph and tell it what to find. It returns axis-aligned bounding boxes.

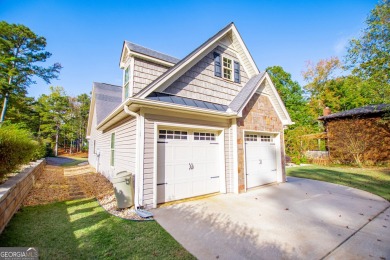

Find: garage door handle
[210,176,219,179]
[157,183,167,186]
[272,169,277,171]
[259,159,262,164]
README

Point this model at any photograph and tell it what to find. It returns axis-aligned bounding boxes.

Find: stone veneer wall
[236,94,285,192]
[0,159,46,233]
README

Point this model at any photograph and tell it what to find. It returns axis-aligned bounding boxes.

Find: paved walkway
[152,177,390,260]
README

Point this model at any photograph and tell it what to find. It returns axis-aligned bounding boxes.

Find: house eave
[96,98,238,131]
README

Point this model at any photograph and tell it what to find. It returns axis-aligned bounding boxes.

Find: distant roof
[319,104,390,120]
[93,82,122,125]
[228,72,266,112]
[147,92,228,112]
[125,41,180,64]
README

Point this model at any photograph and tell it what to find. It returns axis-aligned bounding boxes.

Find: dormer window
[214,52,240,83]
[223,57,232,80]
[124,66,130,99]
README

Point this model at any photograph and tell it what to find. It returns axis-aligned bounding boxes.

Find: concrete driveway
[152,177,390,260]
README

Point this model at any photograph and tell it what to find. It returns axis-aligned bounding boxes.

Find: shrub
[0,124,39,178]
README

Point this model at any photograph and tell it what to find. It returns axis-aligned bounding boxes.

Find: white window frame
[222,56,233,81]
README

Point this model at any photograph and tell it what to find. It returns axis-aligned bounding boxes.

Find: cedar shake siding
[236,94,285,192]
[133,58,170,96]
[164,45,249,105]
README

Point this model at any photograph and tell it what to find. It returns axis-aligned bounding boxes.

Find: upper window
[223,57,232,80]
[214,52,240,83]
[124,66,130,99]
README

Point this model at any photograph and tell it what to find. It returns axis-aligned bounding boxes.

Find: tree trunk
[55,125,59,156]
[0,93,9,123]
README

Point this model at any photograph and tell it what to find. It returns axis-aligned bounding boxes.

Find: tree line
[267,0,389,163]
[0,21,90,159]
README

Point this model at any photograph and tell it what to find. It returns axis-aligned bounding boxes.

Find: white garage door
[157,129,220,204]
[245,133,277,189]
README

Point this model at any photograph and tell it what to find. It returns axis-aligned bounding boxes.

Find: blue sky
[0,0,377,98]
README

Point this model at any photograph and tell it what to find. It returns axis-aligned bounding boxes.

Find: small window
[93,140,96,154]
[124,66,130,99]
[260,135,272,142]
[159,129,187,140]
[223,57,232,80]
[245,134,258,142]
[194,132,216,141]
[110,133,115,166]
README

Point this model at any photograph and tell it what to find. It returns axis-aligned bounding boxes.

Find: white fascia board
[131,52,176,67]
[86,86,96,137]
[231,25,259,77]
[264,73,293,125]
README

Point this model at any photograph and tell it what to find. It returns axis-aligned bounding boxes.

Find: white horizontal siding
[89,115,137,181]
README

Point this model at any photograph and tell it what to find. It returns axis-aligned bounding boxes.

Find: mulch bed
[23,164,153,221]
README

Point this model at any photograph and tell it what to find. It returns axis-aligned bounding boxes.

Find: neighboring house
[319,104,390,164]
[87,23,293,209]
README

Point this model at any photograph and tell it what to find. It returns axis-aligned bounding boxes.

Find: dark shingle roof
[125,41,180,64]
[319,104,390,120]
[228,72,266,112]
[93,82,122,125]
[147,92,228,112]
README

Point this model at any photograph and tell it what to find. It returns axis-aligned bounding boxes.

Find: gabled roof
[319,104,390,120]
[125,41,180,64]
[228,72,293,125]
[147,92,228,112]
[94,83,122,125]
[229,72,266,112]
[135,22,260,99]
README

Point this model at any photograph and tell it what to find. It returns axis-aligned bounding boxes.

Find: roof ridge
[93,82,122,88]
[125,41,180,61]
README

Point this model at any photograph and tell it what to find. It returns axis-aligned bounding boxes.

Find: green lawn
[0,199,194,259]
[287,165,390,201]
[61,157,88,167]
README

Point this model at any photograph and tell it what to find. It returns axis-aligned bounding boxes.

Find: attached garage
[244,132,279,189]
[157,128,222,204]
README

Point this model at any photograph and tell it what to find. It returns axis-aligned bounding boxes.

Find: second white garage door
[245,133,277,189]
[157,129,220,204]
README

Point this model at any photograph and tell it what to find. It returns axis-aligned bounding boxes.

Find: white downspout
[124,105,141,208]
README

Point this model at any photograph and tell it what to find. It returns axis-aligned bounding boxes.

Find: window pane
[111,133,115,149]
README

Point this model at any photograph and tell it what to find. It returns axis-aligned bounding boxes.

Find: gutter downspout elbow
[123,105,141,208]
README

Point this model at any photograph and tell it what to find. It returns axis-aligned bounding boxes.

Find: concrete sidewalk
[152,177,390,260]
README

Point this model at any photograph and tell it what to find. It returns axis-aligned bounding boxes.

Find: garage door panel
[245,134,278,189]
[157,129,220,204]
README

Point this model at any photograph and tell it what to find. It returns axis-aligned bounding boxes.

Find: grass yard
[287,165,390,201]
[0,199,194,259]
[60,157,88,167]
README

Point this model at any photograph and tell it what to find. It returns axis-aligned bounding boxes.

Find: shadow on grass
[287,166,390,201]
[0,199,194,259]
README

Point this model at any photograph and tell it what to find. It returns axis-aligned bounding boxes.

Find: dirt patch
[23,165,70,206]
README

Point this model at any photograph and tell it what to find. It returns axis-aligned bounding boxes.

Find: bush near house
[327,116,390,166]
[0,124,45,178]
